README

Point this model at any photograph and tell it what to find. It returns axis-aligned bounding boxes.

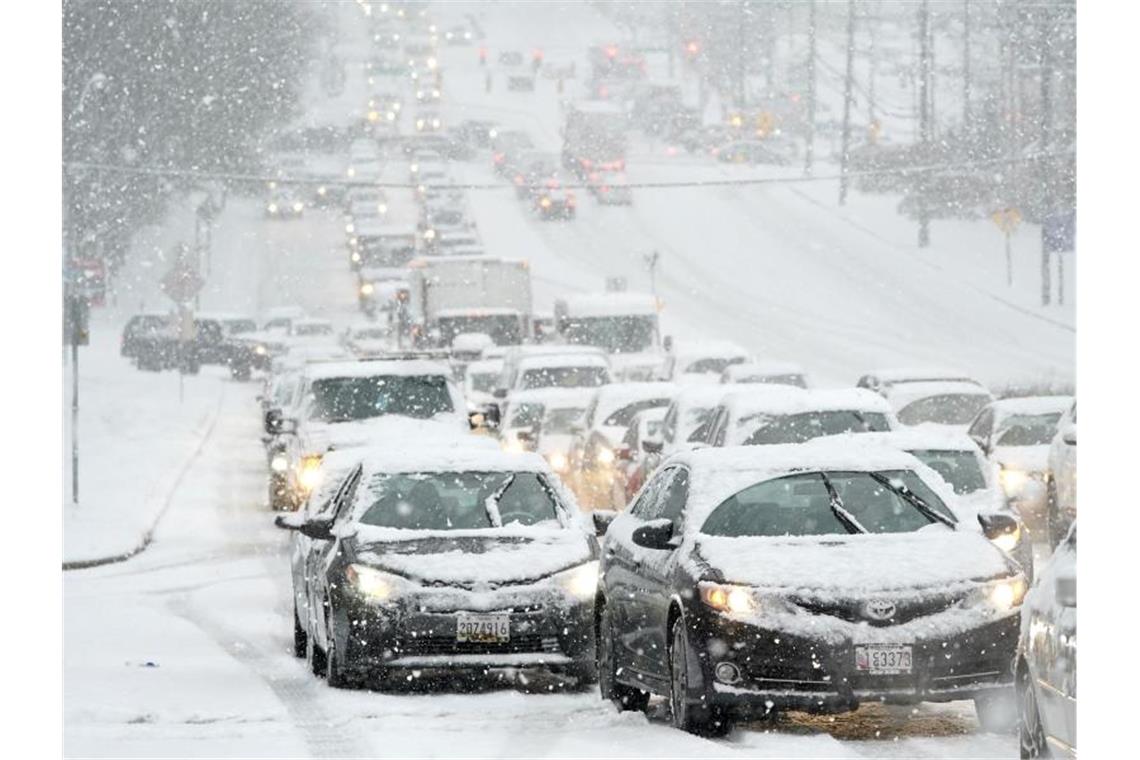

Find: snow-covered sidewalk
[62,312,229,567]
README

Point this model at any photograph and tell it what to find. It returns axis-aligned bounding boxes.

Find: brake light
[493,152,505,164]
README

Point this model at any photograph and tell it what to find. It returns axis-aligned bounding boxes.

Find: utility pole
[962,0,971,129]
[804,0,818,175]
[838,0,856,205]
[645,250,661,349]
[737,1,748,110]
[917,0,932,247]
[1038,10,1054,306]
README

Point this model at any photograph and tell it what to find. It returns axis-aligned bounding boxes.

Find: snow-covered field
[62,1,1072,756]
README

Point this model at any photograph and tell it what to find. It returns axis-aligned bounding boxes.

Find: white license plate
[855,644,913,675]
[455,613,510,643]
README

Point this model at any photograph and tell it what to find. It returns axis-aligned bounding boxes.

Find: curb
[62,385,226,571]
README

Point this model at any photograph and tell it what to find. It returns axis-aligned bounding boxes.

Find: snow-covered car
[463,358,502,412]
[443,24,474,45]
[615,407,668,506]
[596,441,1027,735]
[657,385,734,458]
[490,129,535,176]
[267,359,473,510]
[498,387,597,457]
[120,312,170,360]
[697,387,896,447]
[1016,523,1076,758]
[532,176,576,220]
[886,380,995,430]
[414,84,442,104]
[262,306,308,334]
[586,170,633,205]
[567,382,677,510]
[264,191,305,219]
[856,367,987,396]
[721,360,809,388]
[499,351,612,400]
[276,447,600,689]
[658,340,751,384]
[415,111,443,133]
[342,322,391,357]
[712,139,788,165]
[966,395,1074,525]
[553,292,664,381]
[1045,402,1077,548]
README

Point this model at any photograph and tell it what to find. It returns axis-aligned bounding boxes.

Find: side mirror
[299,517,335,541]
[273,513,305,530]
[481,403,501,427]
[1055,573,1076,608]
[264,408,283,434]
[641,439,663,454]
[1061,425,1076,446]
[978,512,1019,542]
[631,518,675,550]
[592,510,617,537]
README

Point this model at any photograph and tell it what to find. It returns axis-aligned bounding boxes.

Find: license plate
[455,613,510,643]
[855,644,913,674]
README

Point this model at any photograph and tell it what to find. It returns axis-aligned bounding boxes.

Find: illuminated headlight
[346,563,401,600]
[539,196,553,209]
[377,203,388,214]
[990,523,1022,554]
[547,451,569,472]
[270,453,289,472]
[386,110,396,122]
[351,251,361,263]
[345,223,355,233]
[963,576,1028,613]
[999,467,1041,496]
[392,102,401,112]
[432,89,441,98]
[267,203,279,214]
[594,445,614,465]
[317,185,327,196]
[368,110,380,122]
[410,163,419,173]
[416,90,425,100]
[554,561,599,600]
[700,582,757,615]
[360,282,375,296]
[254,344,268,356]
[427,57,438,70]
[416,119,425,129]
[432,118,441,128]
[297,455,323,492]
[347,167,356,178]
[423,228,436,241]
[292,201,304,213]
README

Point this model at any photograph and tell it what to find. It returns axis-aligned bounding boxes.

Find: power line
[63,151,1072,192]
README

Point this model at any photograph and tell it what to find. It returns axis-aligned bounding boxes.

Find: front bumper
[334,588,595,673]
[691,610,1019,716]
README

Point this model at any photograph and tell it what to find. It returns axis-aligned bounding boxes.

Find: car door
[635,466,690,682]
[306,468,362,651]
[1028,534,1076,749]
[603,469,669,676]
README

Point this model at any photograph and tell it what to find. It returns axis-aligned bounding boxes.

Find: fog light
[714,662,740,684]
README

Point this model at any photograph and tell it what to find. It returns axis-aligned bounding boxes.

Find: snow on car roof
[466,358,503,374]
[557,292,658,317]
[592,382,678,427]
[672,438,955,534]
[870,367,982,385]
[408,254,528,267]
[517,353,610,370]
[355,446,551,476]
[885,380,994,410]
[723,387,892,420]
[353,220,417,236]
[303,358,452,380]
[989,395,1074,416]
[435,307,524,318]
[843,428,983,454]
[507,387,598,406]
[724,360,805,379]
[670,339,751,364]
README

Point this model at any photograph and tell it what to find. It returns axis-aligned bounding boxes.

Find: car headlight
[346,564,401,600]
[292,201,304,213]
[360,282,375,296]
[267,203,279,214]
[547,451,568,472]
[410,163,419,173]
[270,453,289,472]
[963,576,1028,613]
[423,228,436,240]
[317,186,327,196]
[539,196,552,209]
[255,344,268,356]
[345,223,355,233]
[594,445,614,465]
[700,582,757,615]
[990,523,1022,554]
[998,467,1029,494]
[555,561,599,600]
[351,251,361,263]
[378,203,388,214]
[297,454,323,492]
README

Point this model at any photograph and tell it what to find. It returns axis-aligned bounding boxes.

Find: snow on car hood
[696,529,1012,596]
[993,444,1050,474]
[304,415,469,453]
[353,527,592,588]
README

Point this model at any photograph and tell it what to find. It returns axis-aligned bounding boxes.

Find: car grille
[791,593,962,627]
[394,635,562,657]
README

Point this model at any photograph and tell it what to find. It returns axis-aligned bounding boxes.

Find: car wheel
[975,689,1018,733]
[597,601,649,712]
[325,614,360,689]
[293,603,307,659]
[306,624,327,677]
[1017,663,1051,758]
[669,617,732,737]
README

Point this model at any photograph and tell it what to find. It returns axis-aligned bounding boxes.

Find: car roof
[507,387,598,406]
[847,428,983,454]
[885,381,994,410]
[517,353,610,370]
[988,395,1074,417]
[725,360,805,378]
[357,446,551,476]
[303,358,452,380]
[723,387,892,420]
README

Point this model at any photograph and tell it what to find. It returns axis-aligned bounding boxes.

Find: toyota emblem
[864,599,897,621]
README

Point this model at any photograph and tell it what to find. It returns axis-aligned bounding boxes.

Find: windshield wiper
[483,473,515,528]
[818,473,865,535]
[868,472,957,529]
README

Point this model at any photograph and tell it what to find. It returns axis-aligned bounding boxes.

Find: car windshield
[908,449,988,494]
[357,471,559,529]
[560,315,655,353]
[701,470,954,537]
[467,371,498,394]
[602,398,669,428]
[544,407,586,434]
[521,365,608,390]
[897,394,989,426]
[294,323,333,336]
[507,402,543,429]
[685,356,744,374]
[308,375,454,422]
[740,411,891,445]
[223,319,257,334]
[995,413,1064,446]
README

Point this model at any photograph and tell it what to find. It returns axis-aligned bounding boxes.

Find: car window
[356,471,559,529]
[508,402,544,429]
[629,468,670,518]
[740,411,891,445]
[653,467,689,524]
[967,408,994,440]
[602,398,669,428]
[995,413,1064,446]
[660,404,678,444]
[897,394,989,426]
[908,449,987,494]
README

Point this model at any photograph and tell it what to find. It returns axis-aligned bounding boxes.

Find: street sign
[64,295,90,346]
[991,207,1022,234]
[160,245,204,304]
[1043,210,1076,254]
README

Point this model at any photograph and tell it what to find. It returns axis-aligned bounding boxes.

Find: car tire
[563,661,598,689]
[306,625,327,677]
[597,601,649,712]
[1017,662,1051,758]
[325,616,360,690]
[293,603,307,659]
[975,689,1018,733]
[669,617,732,736]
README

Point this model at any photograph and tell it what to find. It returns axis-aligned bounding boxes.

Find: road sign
[1043,210,1075,254]
[991,207,1022,234]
